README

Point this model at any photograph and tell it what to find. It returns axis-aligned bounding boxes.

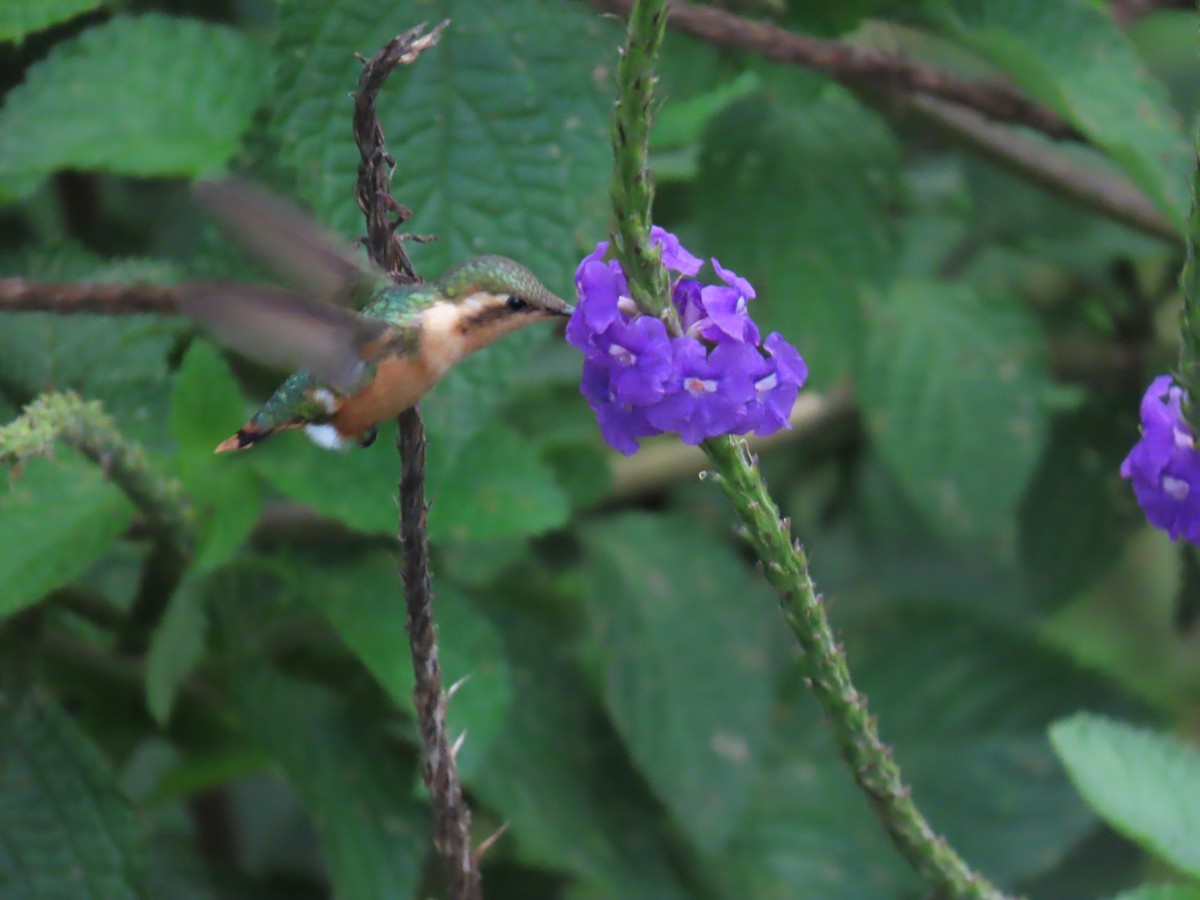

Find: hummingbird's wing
[194,178,373,304]
[179,282,395,393]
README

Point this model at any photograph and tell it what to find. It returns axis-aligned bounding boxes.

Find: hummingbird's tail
[215,421,278,453]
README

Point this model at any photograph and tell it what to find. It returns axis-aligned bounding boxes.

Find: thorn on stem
[473,821,510,864]
[450,730,468,760]
[446,674,472,701]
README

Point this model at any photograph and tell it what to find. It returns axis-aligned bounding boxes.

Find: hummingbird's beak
[555,304,574,317]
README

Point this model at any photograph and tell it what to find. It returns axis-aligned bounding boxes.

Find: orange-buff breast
[330,356,436,439]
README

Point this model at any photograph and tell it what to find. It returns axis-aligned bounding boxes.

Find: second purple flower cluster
[566,228,807,456]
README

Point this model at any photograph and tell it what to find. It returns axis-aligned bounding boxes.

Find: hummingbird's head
[420,255,573,370]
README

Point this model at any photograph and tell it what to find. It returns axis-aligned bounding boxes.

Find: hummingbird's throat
[419,293,532,377]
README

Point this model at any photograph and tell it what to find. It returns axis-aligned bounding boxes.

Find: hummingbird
[179,179,573,453]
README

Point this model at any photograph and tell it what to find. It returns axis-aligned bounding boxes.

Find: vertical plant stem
[1178,108,1200,430]
[350,22,481,900]
[605,1,1012,896]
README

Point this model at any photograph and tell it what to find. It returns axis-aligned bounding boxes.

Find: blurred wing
[179,282,392,393]
[194,178,370,302]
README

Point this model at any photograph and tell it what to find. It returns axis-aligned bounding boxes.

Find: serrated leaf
[291,551,513,778]
[428,419,569,541]
[859,280,1051,540]
[272,0,613,453]
[744,605,1131,894]
[471,614,693,900]
[1050,713,1200,879]
[693,86,901,387]
[0,15,270,198]
[580,514,776,853]
[0,691,145,898]
[231,664,428,900]
[0,452,136,621]
[933,0,1190,227]
[0,0,104,43]
[144,574,208,726]
[255,416,569,541]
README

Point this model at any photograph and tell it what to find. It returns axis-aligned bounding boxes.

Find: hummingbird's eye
[506,295,529,312]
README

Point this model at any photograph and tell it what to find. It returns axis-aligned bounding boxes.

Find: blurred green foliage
[1,0,1199,897]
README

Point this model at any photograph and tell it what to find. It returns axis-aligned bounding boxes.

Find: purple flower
[741,333,808,436]
[569,227,807,454]
[581,363,661,456]
[652,226,703,276]
[596,315,673,405]
[1121,375,1200,544]
[646,338,757,444]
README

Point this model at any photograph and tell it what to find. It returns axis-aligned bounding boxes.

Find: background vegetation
[2,0,1200,897]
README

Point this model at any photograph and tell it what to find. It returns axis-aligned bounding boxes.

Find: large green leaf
[1117,887,1200,900]
[692,85,901,387]
[290,551,514,778]
[580,514,776,853]
[0,15,270,200]
[1051,713,1200,880]
[471,615,693,900]
[0,0,104,43]
[231,664,428,900]
[0,691,145,899]
[859,280,1051,540]
[732,605,1130,895]
[0,452,136,621]
[933,0,1190,228]
[254,416,569,541]
[272,0,612,454]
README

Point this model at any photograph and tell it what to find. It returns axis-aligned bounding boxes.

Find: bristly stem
[605,1,1011,897]
[1178,117,1200,431]
[350,22,481,900]
[0,391,194,651]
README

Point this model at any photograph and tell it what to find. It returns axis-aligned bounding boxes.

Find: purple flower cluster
[567,228,807,455]
[1121,375,1200,543]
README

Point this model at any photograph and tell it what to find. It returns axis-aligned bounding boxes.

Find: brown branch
[588,0,1085,142]
[0,279,179,314]
[350,21,481,900]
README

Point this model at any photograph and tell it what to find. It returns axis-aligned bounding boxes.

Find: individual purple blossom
[740,332,810,436]
[595,315,673,406]
[581,363,661,456]
[1121,375,1200,544]
[651,226,703,276]
[646,338,757,444]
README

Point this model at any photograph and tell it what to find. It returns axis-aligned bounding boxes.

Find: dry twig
[349,21,481,900]
[0,279,179,314]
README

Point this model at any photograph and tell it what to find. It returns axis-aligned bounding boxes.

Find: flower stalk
[603,1,1012,897]
[1177,127,1200,433]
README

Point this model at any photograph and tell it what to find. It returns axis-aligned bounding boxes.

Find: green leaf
[291,550,514,778]
[272,0,614,453]
[1018,395,1141,608]
[0,452,136,621]
[0,0,104,43]
[0,15,270,199]
[144,574,208,726]
[580,514,776,853]
[256,417,569,541]
[693,85,901,387]
[231,664,428,900]
[170,342,260,571]
[0,314,181,450]
[0,691,145,898]
[1116,887,1200,900]
[471,614,693,900]
[427,419,570,542]
[170,342,248,465]
[741,605,1130,894]
[1050,713,1200,879]
[933,0,1190,227]
[859,280,1051,540]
